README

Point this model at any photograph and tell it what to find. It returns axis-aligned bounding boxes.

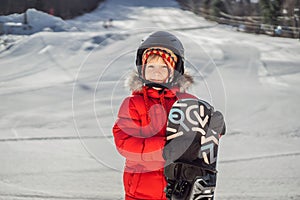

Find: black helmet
[136,31,185,80]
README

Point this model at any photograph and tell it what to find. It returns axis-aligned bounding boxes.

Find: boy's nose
[153,68,162,75]
[153,68,160,73]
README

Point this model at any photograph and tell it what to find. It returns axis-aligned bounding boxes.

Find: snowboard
[163,98,222,200]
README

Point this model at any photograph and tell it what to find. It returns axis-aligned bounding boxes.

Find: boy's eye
[147,65,154,68]
[162,66,168,69]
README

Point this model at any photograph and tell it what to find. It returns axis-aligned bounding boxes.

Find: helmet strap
[141,79,173,90]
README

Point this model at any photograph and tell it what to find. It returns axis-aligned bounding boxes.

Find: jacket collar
[132,86,180,98]
[125,71,194,93]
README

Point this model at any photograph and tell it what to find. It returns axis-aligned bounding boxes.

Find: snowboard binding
[189,176,215,200]
[164,165,217,200]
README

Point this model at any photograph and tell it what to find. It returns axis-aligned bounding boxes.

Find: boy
[113,31,225,200]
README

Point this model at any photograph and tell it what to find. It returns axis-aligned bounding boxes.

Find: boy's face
[144,56,171,83]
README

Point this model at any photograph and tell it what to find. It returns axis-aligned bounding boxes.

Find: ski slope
[0,0,300,199]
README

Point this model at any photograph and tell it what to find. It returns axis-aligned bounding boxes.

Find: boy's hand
[209,111,226,137]
[163,132,201,162]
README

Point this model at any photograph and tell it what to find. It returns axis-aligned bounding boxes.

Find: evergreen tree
[210,0,225,18]
[203,0,211,16]
[260,0,283,25]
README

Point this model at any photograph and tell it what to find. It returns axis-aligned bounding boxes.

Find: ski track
[1,35,72,83]
[0,135,112,142]
[1,135,299,167]
[220,152,300,164]
[0,193,120,200]
[0,65,48,82]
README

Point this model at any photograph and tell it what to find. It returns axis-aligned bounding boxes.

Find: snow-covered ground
[0,0,299,199]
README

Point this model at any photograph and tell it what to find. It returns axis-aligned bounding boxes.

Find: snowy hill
[0,0,299,199]
[0,9,76,35]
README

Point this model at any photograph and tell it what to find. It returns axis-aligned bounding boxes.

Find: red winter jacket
[113,73,195,200]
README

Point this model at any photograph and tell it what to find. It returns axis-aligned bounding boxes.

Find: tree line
[176,0,300,38]
[0,0,104,19]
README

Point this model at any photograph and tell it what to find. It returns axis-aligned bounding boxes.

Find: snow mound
[0,9,77,35]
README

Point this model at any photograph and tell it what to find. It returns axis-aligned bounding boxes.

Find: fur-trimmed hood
[125,71,194,92]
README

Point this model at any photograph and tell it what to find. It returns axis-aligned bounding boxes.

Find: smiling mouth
[149,79,163,83]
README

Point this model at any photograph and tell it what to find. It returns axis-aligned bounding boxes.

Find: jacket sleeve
[112,97,166,162]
